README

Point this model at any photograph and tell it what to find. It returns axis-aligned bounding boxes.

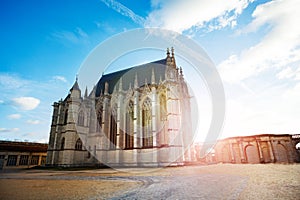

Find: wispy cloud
[99,0,145,26]
[0,73,30,89]
[94,21,117,33]
[26,119,40,125]
[21,132,40,140]
[11,97,40,111]
[51,27,89,45]
[145,0,253,33]
[218,0,300,83]
[276,66,300,80]
[0,128,19,133]
[76,27,88,38]
[7,114,21,120]
[52,75,67,83]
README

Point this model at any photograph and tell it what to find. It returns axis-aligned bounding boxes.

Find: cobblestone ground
[0,164,299,200]
[110,175,247,200]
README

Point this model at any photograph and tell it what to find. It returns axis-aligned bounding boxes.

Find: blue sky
[0,0,299,143]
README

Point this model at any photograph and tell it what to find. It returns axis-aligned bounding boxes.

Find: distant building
[0,141,48,169]
[46,48,194,167]
[203,134,300,164]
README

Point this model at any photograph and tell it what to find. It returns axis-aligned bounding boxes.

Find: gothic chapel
[46,48,194,167]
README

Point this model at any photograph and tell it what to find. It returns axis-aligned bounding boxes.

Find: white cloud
[214,0,300,138]
[276,67,293,80]
[7,114,21,120]
[218,0,300,83]
[0,100,3,104]
[26,119,40,125]
[35,138,48,143]
[295,68,300,80]
[145,0,253,33]
[283,82,300,104]
[276,66,300,80]
[52,75,67,83]
[12,97,40,111]
[100,0,145,26]
[221,82,300,138]
[0,128,19,133]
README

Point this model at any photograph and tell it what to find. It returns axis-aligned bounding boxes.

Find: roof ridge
[103,58,166,76]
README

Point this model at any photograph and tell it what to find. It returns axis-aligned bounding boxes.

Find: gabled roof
[96,58,167,95]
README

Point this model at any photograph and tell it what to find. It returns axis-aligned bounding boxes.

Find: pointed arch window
[110,104,117,149]
[96,106,103,132]
[78,111,84,126]
[125,101,134,149]
[75,138,83,150]
[142,98,153,147]
[64,109,68,125]
[158,94,167,146]
[160,94,167,121]
[61,137,65,150]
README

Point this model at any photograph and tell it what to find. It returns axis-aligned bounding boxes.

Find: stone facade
[203,134,300,164]
[46,48,194,167]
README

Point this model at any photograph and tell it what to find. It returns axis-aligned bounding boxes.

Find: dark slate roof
[0,141,48,152]
[96,58,167,95]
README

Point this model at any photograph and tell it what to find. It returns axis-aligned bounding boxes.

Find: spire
[69,76,81,98]
[171,47,176,66]
[134,73,138,89]
[166,47,170,57]
[118,77,123,92]
[151,68,155,84]
[166,47,172,67]
[70,76,80,91]
[90,85,96,98]
[84,86,88,98]
[144,78,150,93]
[104,82,109,94]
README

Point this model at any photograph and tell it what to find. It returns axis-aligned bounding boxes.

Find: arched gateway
[207,134,300,164]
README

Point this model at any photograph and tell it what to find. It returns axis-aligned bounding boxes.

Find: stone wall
[203,134,300,164]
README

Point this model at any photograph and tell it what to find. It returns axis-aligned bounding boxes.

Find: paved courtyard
[0,164,299,199]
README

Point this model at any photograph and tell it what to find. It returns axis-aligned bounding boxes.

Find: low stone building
[0,141,48,169]
[204,134,300,164]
